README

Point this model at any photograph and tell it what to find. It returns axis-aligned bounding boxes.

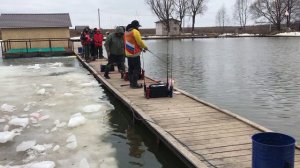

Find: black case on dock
[145,83,173,98]
[100,64,115,72]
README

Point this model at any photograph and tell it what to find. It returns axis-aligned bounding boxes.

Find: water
[143,37,300,141]
[0,57,185,167]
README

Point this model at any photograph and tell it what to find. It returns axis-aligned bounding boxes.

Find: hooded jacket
[104,27,125,55]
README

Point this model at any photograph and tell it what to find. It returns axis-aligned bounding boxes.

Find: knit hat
[131,20,141,28]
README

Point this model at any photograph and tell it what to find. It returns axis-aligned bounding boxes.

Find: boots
[104,64,110,79]
[130,74,142,89]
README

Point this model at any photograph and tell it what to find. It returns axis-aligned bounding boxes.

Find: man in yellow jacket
[124,20,148,88]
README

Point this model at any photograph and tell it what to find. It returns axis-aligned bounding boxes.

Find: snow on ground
[0,58,117,167]
[275,32,300,36]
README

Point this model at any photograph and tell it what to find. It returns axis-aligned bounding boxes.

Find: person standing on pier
[124,20,148,89]
[90,28,97,61]
[80,27,91,62]
[94,28,104,59]
[104,26,126,79]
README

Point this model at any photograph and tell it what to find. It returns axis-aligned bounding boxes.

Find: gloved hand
[143,47,148,52]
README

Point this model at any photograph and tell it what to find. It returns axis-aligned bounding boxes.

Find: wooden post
[49,39,52,52]
[29,39,32,48]
[26,41,28,53]
[0,41,3,54]
[4,41,7,52]
[8,40,11,50]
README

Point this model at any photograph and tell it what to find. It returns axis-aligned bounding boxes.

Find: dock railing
[0,38,74,54]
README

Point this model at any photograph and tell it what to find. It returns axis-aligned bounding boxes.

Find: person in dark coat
[104,26,126,79]
[80,27,91,62]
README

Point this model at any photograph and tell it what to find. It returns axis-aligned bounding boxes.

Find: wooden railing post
[49,39,52,52]
[26,41,28,53]
[0,41,3,54]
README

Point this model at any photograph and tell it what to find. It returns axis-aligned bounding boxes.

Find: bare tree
[233,0,250,29]
[250,0,300,31]
[146,0,175,34]
[285,0,300,27]
[187,0,207,35]
[216,4,229,33]
[174,0,189,32]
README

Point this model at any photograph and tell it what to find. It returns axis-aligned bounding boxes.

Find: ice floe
[80,81,99,87]
[1,104,16,112]
[9,118,29,128]
[54,120,66,128]
[0,131,17,143]
[82,104,102,113]
[53,145,60,152]
[27,64,41,70]
[68,113,86,128]
[7,161,55,168]
[66,134,77,150]
[80,158,90,168]
[64,93,74,97]
[36,88,46,95]
[3,125,9,131]
[32,144,53,153]
[16,140,36,152]
[41,84,53,88]
[49,62,63,67]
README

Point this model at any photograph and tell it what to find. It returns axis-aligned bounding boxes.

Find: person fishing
[104,26,126,79]
[124,20,148,89]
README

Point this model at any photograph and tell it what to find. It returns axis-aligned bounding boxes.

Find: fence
[0,38,74,54]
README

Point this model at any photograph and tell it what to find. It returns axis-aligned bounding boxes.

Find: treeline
[70,24,279,38]
[146,0,300,34]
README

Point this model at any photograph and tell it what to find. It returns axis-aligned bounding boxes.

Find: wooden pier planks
[80,57,300,168]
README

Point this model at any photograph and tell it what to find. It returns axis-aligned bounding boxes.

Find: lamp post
[98,8,101,29]
[285,10,289,29]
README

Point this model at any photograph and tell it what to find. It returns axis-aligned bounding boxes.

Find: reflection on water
[106,92,187,168]
[143,37,300,140]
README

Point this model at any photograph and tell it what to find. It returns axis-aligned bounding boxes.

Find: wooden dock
[77,55,300,168]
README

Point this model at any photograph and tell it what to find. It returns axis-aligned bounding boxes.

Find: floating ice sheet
[66,134,77,150]
[0,131,17,143]
[7,161,55,168]
[27,64,41,70]
[9,118,29,128]
[80,158,90,168]
[1,104,16,112]
[68,113,86,128]
[16,140,36,152]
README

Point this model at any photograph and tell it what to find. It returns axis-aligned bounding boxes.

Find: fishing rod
[147,49,167,64]
[143,41,173,98]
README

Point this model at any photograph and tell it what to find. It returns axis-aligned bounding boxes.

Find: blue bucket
[78,47,83,54]
[252,132,295,168]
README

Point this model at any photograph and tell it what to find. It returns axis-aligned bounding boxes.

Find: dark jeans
[83,45,90,61]
[95,46,103,59]
[90,42,96,60]
[105,54,125,76]
[127,56,141,87]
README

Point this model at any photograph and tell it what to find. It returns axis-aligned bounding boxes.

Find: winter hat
[131,20,141,28]
[115,26,124,34]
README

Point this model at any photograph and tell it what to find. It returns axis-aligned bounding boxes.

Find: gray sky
[0,0,236,28]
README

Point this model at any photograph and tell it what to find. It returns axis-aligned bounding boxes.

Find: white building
[155,19,181,36]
